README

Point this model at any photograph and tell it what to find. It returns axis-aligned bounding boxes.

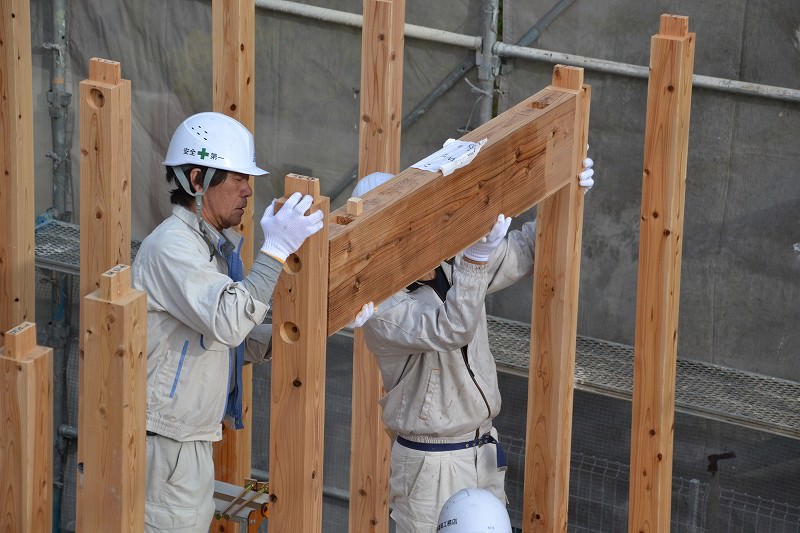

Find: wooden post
[211,4,256,528]
[628,15,694,533]
[349,0,405,531]
[0,0,35,342]
[0,322,53,532]
[522,65,590,533]
[269,175,329,533]
[79,58,132,298]
[76,265,147,532]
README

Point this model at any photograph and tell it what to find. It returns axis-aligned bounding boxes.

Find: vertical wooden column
[78,58,132,298]
[212,5,255,527]
[628,15,694,533]
[269,175,329,533]
[76,265,147,532]
[523,65,590,533]
[349,1,405,532]
[0,322,53,532]
[0,0,35,342]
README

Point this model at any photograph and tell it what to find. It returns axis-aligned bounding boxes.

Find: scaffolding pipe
[476,0,499,124]
[256,0,800,104]
[255,0,481,50]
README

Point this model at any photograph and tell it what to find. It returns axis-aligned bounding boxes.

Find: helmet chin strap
[173,165,219,258]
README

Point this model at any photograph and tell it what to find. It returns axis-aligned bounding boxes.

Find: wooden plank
[76,265,147,532]
[0,0,35,344]
[327,80,580,334]
[628,15,695,533]
[349,1,405,531]
[0,322,53,533]
[79,57,132,298]
[523,66,590,533]
[211,3,256,530]
[269,175,329,533]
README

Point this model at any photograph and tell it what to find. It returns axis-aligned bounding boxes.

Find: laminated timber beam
[0,0,35,342]
[327,65,589,335]
[628,15,695,533]
[0,322,52,532]
[76,265,146,532]
[211,2,256,530]
[348,1,405,532]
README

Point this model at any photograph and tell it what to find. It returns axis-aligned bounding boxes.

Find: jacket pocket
[418,367,440,422]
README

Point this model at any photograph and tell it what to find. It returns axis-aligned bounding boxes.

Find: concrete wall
[27,0,799,383]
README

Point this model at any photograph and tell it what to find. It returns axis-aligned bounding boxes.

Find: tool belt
[397,432,508,470]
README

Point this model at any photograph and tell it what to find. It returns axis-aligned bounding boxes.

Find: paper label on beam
[411,138,487,176]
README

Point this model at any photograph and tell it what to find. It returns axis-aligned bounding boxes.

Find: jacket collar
[171,205,243,254]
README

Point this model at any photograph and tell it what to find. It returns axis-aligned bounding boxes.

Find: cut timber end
[99,265,132,301]
[4,322,37,360]
[275,174,321,212]
[660,14,689,37]
[552,64,584,91]
[347,197,364,216]
[88,58,121,85]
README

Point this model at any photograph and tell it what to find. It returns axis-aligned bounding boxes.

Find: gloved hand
[463,214,512,263]
[579,145,595,192]
[346,302,376,329]
[260,192,325,262]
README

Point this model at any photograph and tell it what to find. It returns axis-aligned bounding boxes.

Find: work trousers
[389,427,507,533]
[144,434,215,532]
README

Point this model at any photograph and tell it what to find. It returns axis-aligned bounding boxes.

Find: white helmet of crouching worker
[163,112,269,211]
[436,487,512,533]
[352,171,395,197]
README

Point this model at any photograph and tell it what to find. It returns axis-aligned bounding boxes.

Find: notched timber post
[76,264,147,532]
[628,14,695,533]
[269,174,330,533]
[522,65,590,533]
[0,322,53,532]
[326,64,586,335]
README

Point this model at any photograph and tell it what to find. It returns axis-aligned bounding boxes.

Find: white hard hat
[436,488,512,533]
[352,171,395,197]
[163,112,268,176]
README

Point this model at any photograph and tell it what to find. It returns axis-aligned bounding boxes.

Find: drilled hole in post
[334,215,355,225]
[280,322,300,343]
[88,88,105,109]
[283,253,301,274]
[530,101,548,109]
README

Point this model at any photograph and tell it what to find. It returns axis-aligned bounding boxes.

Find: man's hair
[165,165,227,207]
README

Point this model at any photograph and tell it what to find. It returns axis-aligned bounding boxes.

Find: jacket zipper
[461,346,491,420]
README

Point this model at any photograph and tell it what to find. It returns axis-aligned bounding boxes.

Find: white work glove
[579,145,595,192]
[463,214,512,263]
[346,302,375,329]
[260,192,325,262]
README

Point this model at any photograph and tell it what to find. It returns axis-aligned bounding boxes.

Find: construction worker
[436,487,512,533]
[352,156,595,533]
[132,112,324,532]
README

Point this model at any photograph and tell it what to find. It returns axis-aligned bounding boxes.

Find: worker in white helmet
[353,155,595,533]
[133,112,325,532]
[437,487,512,533]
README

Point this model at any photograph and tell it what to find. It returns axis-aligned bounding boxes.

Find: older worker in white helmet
[351,154,595,533]
[133,112,325,532]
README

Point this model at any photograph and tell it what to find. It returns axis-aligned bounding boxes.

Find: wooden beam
[211,3,256,530]
[269,175,329,533]
[0,0,35,343]
[79,57,132,298]
[522,65,590,533]
[76,265,147,532]
[0,322,53,533]
[628,15,694,533]
[349,1,405,531]
[327,79,581,334]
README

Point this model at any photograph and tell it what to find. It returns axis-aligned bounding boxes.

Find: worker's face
[194,169,253,231]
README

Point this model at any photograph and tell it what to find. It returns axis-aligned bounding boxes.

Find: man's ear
[189,167,203,193]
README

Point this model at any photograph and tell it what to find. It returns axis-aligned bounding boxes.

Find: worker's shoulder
[137,214,204,259]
